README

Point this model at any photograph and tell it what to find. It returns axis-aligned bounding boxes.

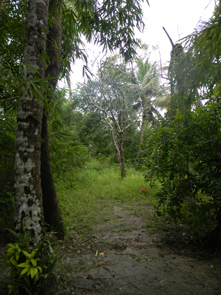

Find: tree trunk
[41,115,64,239]
[14,0,49,243]
[137,112,145,159]
[119,132,126,178]
[111,127,120,163]
[41,0,65,239]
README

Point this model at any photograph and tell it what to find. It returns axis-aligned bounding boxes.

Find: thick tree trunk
[14,0,49,243]
[119,132,126,178]
[41,115,64,239]
[41,0,64,239]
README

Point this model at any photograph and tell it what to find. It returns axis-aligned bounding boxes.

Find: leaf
[18,262,30,268]
[10,257,18,266]
[30,250,37,259]
[30,267,38,279]
[37,266,43,273]
[30,81,44,100]
[15,253,20,261]
[22,250,30,258]
[7,243,16,248]
[98,260,105,265]
[20,267,29,277]
[31,259,37,266]
[8,284,17,295]
[23,63,40,74]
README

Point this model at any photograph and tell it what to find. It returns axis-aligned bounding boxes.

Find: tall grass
[55,158,159,237]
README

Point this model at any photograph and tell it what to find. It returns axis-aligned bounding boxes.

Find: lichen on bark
[14,0,49,244]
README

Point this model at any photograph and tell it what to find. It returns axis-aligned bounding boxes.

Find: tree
[180,2,221,95]
[162,26,202,116]
[14,0,49,243]
[134,56,162,157]
[80,55,142,177]
[41,0,65,239]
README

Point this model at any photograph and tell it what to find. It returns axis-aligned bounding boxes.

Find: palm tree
[134,58,162,157]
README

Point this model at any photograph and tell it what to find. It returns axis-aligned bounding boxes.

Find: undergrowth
[54,158,160,238]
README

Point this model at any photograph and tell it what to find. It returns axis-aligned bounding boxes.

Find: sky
[68,0,215,88]
[141,0,215,64]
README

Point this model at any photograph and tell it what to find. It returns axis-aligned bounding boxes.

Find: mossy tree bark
[14,0,49,243]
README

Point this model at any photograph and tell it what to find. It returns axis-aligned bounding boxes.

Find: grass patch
[55,158,160,238]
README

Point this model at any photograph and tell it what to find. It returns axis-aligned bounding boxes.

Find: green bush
[3,231,60,295]
[50,139,89,175]
[141,98,221,233]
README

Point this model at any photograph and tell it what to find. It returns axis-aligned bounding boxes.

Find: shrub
[3,230,60,295]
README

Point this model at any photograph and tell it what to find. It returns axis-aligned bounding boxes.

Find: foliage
[0,0,26,111]
[135,56,162,122]
[65,0,149,60]
[3,230,60,295]
[49,122,89,174]
[133,53,163,160]
[142,93,221,234]
[78,112,115,158]
[39,90,89,175]
[0,113,16,229]
[181,2,221,93]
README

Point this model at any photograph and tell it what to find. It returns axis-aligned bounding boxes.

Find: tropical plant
[134,56,162,157]
[3,230,60,295]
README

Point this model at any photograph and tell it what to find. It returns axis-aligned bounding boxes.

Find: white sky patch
[141,0,215,65]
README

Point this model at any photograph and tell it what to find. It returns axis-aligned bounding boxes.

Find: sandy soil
[1,205,221,295]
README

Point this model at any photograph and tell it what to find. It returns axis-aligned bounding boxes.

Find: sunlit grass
[55,158,160,238]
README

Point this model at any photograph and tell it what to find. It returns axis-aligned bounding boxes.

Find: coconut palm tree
[134,57,162,157]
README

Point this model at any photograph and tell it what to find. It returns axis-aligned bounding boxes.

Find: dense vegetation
[1,0,221,246]
[1,0,221,294]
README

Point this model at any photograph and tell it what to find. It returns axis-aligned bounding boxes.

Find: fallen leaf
[160,279,167,285]
[99,252,105,256]
[98,260,105,265]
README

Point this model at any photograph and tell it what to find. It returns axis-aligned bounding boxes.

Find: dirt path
[1,205,221,294]
[53,205,221,295]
